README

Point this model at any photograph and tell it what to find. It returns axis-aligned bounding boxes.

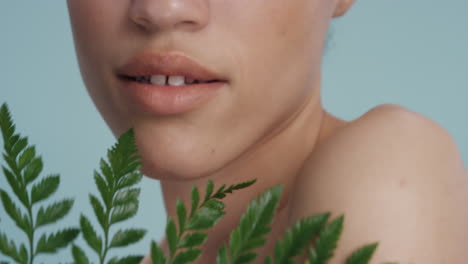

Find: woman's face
[67,0,353,180]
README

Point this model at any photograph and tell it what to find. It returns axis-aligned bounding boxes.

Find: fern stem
[100,214,110,264]
[100,175,117,264]
[101,180,114,264]
[166,226,183,264]
[100,234,108,264]
[23,174,34,264]
[27,203,34,264]
[18,163,35,264]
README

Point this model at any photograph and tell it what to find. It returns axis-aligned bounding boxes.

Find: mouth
[115,52,228,115]
[116,52,228,86]
[121,74,222,86]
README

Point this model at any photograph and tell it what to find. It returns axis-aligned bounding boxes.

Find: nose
[129,0,209,33]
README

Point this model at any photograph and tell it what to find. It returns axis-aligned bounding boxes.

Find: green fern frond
[308,215,344,264]
[216,185,283,264]
[0,103,78,264]
[0,232,27,264]
[346,243,378,264]
[152,179,256,264]
[72,129,146,264]
[266,213,330,264]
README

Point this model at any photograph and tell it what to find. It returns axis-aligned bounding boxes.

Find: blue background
[1,0,467,262]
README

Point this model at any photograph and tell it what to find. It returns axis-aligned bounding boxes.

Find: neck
[157,91,326,262]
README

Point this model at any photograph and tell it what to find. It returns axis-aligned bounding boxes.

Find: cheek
[67,0,115,82]
[67,0,130,132]
[68,0,108,54]
[218,0,329,53]
[216,0,331,107]
[67,0,129,74]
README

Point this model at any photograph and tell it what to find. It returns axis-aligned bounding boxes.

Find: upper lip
[116,52,226,82]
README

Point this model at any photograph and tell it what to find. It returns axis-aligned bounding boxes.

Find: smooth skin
[66,0,468,263]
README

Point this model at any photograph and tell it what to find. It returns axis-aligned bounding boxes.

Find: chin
[140,162,210,181]
[138,150,225,181]
[132,127,231,181]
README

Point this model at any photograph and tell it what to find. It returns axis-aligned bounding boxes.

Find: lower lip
[118,77,225,115]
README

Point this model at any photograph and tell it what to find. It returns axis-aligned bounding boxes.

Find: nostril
[128,0,209,33]
[129,7,159,32]
[132,19,153,32]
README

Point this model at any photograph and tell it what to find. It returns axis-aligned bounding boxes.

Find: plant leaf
[17,146,35,172]
[0,189,30,234]
[119,159,141,179]
[5,134,19,150]
[272,213,330,264]
[0,103,79,264]
[108,255,145,264]
[228,185,282,264]
[225,179,257,194]
[31,175,59,204]
[203,180,214,203]
[151,241,167,264]
[100,158,114,188]
[185,205,225,231]
[109,229,146,248]
[76,129,145,264]
[213,184,226,199]
[72,245,90,264]
[229,229,241,257]
[216,244,229,264]
[2,166,28,207]
[113,188,140,207]
[309,215,344,264]
[0,104,15,143]
[107,130,138,179]
[346,243,378,264]
[241,237,265,252]
[173,248,202,264]
[35,228,80,255]
[117,172,142,190]
[177,232,208,248]
[166,218,177,257]
[10,137,28,159]
[204,199,225,211]
[2,137,20,155]
[94,171,111,209]
[36,199,74,228]
[308,248,318,264]
[22,157,43,185]
[236,252,257,264]
[190,185,200,218]
[19,244,28,264]
[0,232,23,263]
[110,200,138,225]
[176,199,187,234]
[80,215,102,255]
[2,155,20,182]
[89,194,107,230]
[213,179,257,200]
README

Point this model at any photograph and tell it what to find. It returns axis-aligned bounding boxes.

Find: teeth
[150,75,166,85]
[168,75,185,86]
[134,75,211,85]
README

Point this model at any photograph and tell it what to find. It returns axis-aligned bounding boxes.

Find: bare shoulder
[290,104,468,263]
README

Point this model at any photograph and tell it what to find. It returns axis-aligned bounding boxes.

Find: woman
[66,0,468,263]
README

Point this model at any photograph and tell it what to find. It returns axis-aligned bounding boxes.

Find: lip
[115,52,227,115]
[118,78,225,115]
[116,52,226,81]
